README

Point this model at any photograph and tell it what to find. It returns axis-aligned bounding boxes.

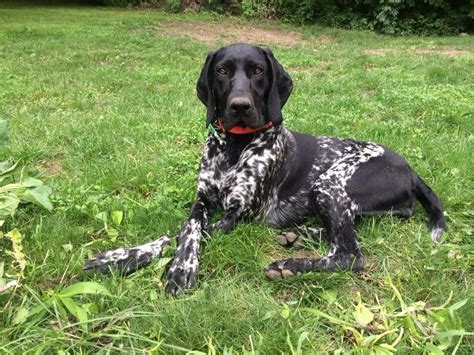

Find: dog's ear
[262,48,293,125]
[196,50,217,127]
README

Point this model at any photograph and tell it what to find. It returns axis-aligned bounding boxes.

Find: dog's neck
[223,132,258,165]
[219,125,282,166]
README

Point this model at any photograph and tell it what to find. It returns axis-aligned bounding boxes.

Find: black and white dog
[84,44,447,295]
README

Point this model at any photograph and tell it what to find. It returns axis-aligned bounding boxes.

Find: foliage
[98,0,472,35]
[234,0,473,35]
[301,273,472,353]
[0,120,53,291]
[13,281,112,332]
[100,0,183,11]
[0,162,53,218]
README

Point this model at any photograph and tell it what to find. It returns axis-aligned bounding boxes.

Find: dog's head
[196,44,293,130]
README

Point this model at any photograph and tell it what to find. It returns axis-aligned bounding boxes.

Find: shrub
[226,0,473,35]
[101,0,473,35]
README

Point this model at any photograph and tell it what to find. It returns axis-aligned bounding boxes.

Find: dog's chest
[198,130,287,212]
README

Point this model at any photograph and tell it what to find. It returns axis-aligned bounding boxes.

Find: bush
[100,0,178,10]
[101,0,473,35]
[236,0,473,35]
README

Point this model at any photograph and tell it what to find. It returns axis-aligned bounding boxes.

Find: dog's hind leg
[265,185,363,279]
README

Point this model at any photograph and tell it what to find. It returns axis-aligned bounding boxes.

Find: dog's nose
[229,97,252,113]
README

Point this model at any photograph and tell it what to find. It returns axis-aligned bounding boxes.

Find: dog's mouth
[221,111,264,130]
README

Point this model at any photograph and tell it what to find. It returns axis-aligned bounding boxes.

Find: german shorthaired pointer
[84,44,447,295]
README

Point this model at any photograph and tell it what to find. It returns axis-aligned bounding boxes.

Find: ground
[0,3,473,353]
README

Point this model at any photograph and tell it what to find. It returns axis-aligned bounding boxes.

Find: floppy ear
[262,48,293,125]
[196,50,217,127]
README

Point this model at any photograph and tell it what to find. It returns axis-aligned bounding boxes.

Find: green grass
[1,3,473,353]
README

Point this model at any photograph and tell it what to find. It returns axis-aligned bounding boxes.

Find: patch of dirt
[412,48,472,56]
[156,20,332,47]
[363,48,397,56]
[39,155,63,177]
[363,47,472,57]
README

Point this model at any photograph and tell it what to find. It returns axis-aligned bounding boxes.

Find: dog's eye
[217,68,228,76]
[253,67,264,75]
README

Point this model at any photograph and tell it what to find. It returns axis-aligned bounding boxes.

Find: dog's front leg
[165,195,212,295]
[207,204,240,234]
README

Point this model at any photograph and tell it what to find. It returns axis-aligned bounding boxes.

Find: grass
[0,2,473,353]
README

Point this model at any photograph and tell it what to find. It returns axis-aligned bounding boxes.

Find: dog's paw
[264,258,302,280]
[165,257,199,296]
[83,236,171,276]
[275,231,304,248]
[207,218,235,234]
[275,228,326,248]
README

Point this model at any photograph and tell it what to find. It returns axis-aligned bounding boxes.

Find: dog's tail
[414,174,447,243]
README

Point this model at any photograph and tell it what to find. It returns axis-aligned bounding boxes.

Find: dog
[84,44,447,295]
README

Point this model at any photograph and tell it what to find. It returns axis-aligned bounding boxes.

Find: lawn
[0,3,473,353]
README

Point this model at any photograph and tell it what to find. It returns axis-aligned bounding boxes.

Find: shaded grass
[0,3,473,353]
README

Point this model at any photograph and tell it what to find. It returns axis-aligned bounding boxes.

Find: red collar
[216,119,273,134]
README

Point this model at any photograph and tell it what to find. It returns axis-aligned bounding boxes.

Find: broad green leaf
[361,328,398,347]
[106,228,119,238]
[0,194,20,218]
[261,310,276,321]
[447,299,468,312]
[0,182,24,194]
[319,289,337,304]
[435,330,474,338]
[353,302,374,327]
[60,297,89,331]
[111,210,123,225]
[17,185,53,211]
[58,281,112,298]
[20,176,43,188]
[423,343,444,355]
[280,304,290,319]
[0,161,9,174]
[0,161,20,184]
[0,160,18,175]
[149,289,158,301]
[95,211,107,223]
[62,243,73,252]
[12,307,29,325]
